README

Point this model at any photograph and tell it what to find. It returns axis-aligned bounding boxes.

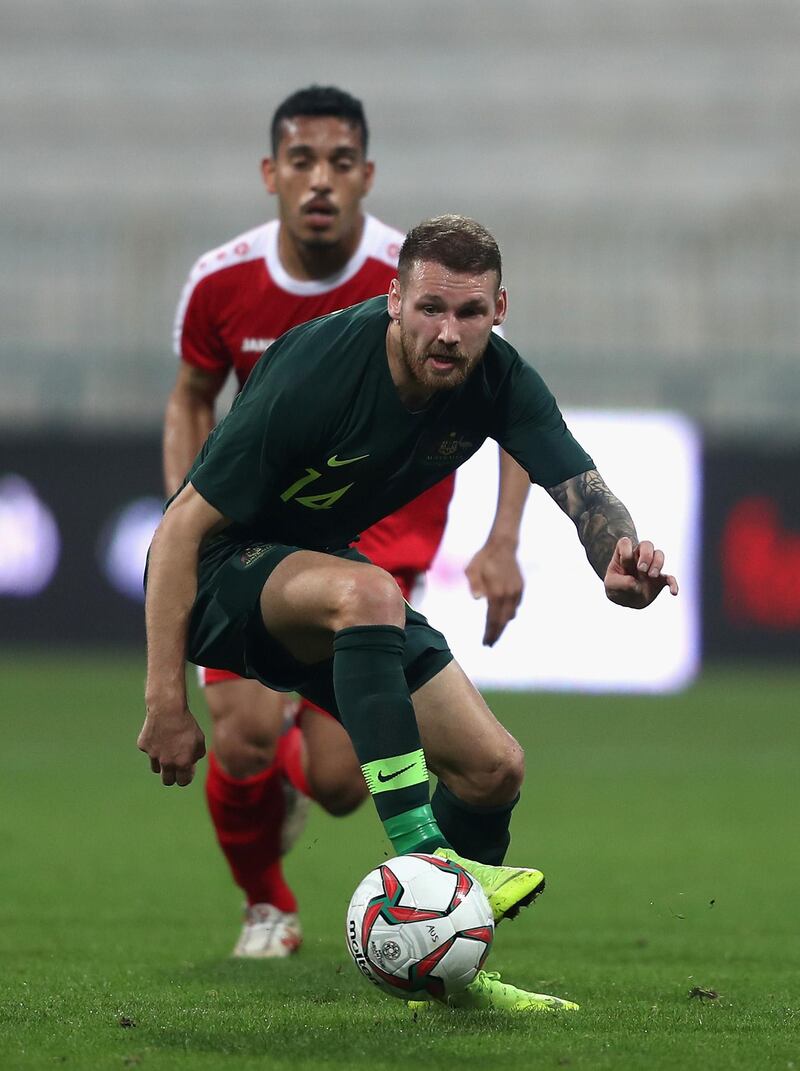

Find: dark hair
[398,215,502,285]
[270,85,369,156]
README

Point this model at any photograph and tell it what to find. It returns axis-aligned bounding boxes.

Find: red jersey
[174,214,454,575]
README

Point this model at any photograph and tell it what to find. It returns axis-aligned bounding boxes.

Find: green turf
[1,654,798,1070]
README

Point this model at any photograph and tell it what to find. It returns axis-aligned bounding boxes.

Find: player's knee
[456,738,525,806]
[212,721,277,779]
[205,680,285,779]
[307,771,368,817]
[208,700,280,779]
[331,567,406,631]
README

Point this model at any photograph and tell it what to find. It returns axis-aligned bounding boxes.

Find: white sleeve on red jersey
[361,215,406,270]
[171,223,269,372]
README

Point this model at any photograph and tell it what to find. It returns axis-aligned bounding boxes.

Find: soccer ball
[345,853,494,1001]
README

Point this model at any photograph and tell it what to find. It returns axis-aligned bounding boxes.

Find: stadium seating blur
[2,0,798,433]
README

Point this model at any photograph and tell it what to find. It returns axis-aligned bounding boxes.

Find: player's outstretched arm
[546,468,678,609]
[139,484,228,785]
[465,450,529,646]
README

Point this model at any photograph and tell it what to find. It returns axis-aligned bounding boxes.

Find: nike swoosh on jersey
[377,763,415,783]
[327,453,370,467]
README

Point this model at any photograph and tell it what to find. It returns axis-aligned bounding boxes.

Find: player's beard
[398,323,485,394]
[298,231,339,251]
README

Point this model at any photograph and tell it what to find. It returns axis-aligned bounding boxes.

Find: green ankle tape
[361,749,428,794]
[384,804,445,855]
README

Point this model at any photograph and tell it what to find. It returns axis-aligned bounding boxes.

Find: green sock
[332,625,449,855]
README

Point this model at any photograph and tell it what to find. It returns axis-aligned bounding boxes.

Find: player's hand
[137,703,206,787]
[464,539,524,646]
[604,537,679,609]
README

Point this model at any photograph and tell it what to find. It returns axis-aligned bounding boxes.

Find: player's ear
[362,160,376,195]
[261,158,277,195]
[387,278,401,319]
[493,286,508,327]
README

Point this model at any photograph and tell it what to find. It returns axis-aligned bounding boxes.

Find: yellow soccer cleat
[410,970,580,1013]
[433,848,545,925]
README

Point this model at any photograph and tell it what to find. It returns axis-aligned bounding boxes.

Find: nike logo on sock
[327,453,369,467]
[377,764,415,783]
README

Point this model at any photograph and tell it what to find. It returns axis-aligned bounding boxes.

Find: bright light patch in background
[0,475,61,596]
[418,411,701,693]
[99,497,163,601]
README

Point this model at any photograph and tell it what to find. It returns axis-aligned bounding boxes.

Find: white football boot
[233,903,303,958]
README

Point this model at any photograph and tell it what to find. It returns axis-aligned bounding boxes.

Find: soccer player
[142,214,678,1012]
[165,87,530,958]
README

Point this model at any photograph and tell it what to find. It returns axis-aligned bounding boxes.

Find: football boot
[410,970,579,1013]
[433,848,545,925]
[232,903,302,958]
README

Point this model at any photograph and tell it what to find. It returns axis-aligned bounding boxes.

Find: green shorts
[187,541,453,719]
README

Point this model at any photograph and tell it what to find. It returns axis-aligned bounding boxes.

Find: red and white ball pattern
[345,853,494,1001]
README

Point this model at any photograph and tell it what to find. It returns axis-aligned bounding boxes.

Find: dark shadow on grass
[148,1016,570,1062]
[146,957,584,1058]
[169,954,359,997]
[145,997,580,1063]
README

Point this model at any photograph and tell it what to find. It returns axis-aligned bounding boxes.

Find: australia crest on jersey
[418,429,476,467]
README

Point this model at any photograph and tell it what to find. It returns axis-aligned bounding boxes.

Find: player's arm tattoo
[546,468,638,579]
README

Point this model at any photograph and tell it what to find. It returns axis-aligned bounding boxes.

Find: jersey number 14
[280,467,354,510]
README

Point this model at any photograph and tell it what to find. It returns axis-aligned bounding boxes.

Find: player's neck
[277,216,365,282]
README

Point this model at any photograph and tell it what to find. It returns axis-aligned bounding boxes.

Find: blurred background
[1,0,798,666]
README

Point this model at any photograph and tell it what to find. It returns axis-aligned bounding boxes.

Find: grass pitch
[1,654,798,1070]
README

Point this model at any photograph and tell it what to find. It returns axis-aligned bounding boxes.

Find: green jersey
[188,296,593,564]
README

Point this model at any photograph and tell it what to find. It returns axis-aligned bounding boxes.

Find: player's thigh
[300,705,367,815]
[259,550,405,663]
[205,675,285,753]
[412,661,524,797]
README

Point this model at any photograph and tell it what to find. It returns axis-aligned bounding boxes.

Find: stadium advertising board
[703,442,800,660]
[418,411,701,692]
[1,414,701,692]
[0,433,161,645]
